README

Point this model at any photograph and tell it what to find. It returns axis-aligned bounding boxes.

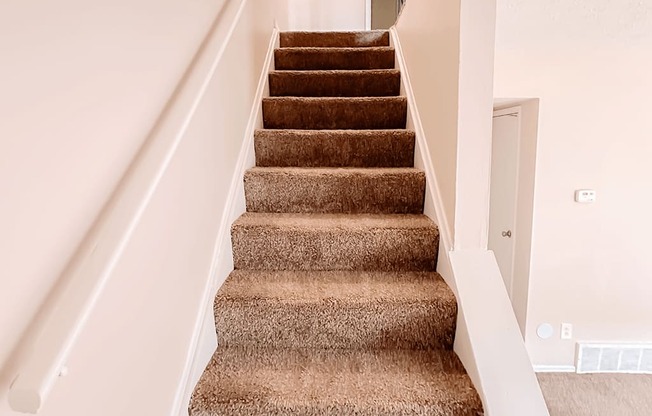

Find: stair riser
[244,170,425,214]
[254,131,415,168]
[199,401,483,416]
[263,98,407,130]
[280,31,390,47]
[269,71,400,97]
[191,348,484,416]
[275,49,395,70]
[215,302,456,350]
[231,225,438,271]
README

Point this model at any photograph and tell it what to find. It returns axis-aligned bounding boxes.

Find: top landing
[279,30,390,48]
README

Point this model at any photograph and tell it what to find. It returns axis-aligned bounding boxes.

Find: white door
[488,107,521,299]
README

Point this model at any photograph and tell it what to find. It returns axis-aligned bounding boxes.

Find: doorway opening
[489,99,540,336]
[366,0,406,30]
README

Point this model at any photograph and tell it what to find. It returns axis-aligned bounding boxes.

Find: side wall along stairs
[190,30,484,416]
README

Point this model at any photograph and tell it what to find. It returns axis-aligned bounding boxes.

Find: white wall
[454,0,496,250]
[394,1,549,414]
[287,0,366,31]
[0,0,226,394]
[394,0,461,244]
[0,0,364,414]
[494,0,652,367]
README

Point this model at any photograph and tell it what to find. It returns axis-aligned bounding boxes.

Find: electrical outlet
[561,323,573,340]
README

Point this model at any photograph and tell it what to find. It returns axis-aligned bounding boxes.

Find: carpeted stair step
[190,347,484,416]
[231,212,438,271]
[280,30,390,48]
[263,97,407,130]
[254,129,415,168]
[244,167,425,214]
[274,47,395,70]
[214,270,456,350]
[192,29,484,416]
[269,69,400,97]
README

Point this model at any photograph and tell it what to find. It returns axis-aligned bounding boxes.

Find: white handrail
[7,0,248,412]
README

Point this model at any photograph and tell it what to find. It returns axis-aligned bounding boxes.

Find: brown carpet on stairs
[244,167,426,214]
[190,30,484,416]
[262,97,407,130]
[231,212,439,271]
[269,69,401,97]
[191,347,481,416]
[214,270,457,350]
[274,47,396,70]
[254,129,416,168]
[280,30,390,47]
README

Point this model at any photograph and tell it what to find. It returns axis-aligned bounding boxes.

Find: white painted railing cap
[8,386,42,414]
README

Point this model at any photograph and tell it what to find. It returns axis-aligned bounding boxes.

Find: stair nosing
[269,69,400,74]
[232,212,438,230]
[262,96,406,101]
[276,46,394,51]
[255,128,415,134]
[246,166,423,173]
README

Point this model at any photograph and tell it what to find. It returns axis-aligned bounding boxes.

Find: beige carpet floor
[538,373,652,416]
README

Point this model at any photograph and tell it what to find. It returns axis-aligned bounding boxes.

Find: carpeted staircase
[190,30,483,416]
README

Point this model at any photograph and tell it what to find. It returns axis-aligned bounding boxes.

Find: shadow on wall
[372,0,405,29]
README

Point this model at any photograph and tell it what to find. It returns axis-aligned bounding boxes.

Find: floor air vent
[577,343,652,374]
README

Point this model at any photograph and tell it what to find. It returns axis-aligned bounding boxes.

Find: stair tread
[275,47,395,70]
[254,129,415,168]
[233,212,437,230]
[244,167,425,214]
[191,347,483,415]
[280,30,390,48]
[255,128,415,136]
[282,30,389,34]
[269,69,401,97]
[215,270,456,349]
[262,97,407,130]
[264,96,405,103]
[270,69,399,75]
[219,270,454,303]
[246,166,422,175]
[277,46,394,52]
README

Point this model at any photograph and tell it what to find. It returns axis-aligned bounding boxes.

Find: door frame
[490,106,522,300]
[490,99,540,336]
[365,0,372,30]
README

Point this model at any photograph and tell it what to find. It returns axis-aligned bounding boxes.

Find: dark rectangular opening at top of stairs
[190,30,484,416]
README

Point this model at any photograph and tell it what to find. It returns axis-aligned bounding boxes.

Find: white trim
[365,0,372,30]
[533,365,577,373]
[170,24,280,416]
[389,27,453,251]
[8,0,251,413]
[489,105,522,299]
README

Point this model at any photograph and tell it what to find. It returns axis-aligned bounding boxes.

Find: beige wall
[0,0,365,414]
[453,0,496,250]
[394,2,549,412]
[395,0,461,242]
[288,0,367,30]
[0,0,227,388]
[494,0,652,366]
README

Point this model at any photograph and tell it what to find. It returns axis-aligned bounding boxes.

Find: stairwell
[190,30,483,416]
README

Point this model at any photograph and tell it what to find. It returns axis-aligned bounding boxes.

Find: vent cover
[577,343,652,374]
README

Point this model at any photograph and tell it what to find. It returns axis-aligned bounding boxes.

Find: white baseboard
[170,24,279,416]
[533,365,577,373]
